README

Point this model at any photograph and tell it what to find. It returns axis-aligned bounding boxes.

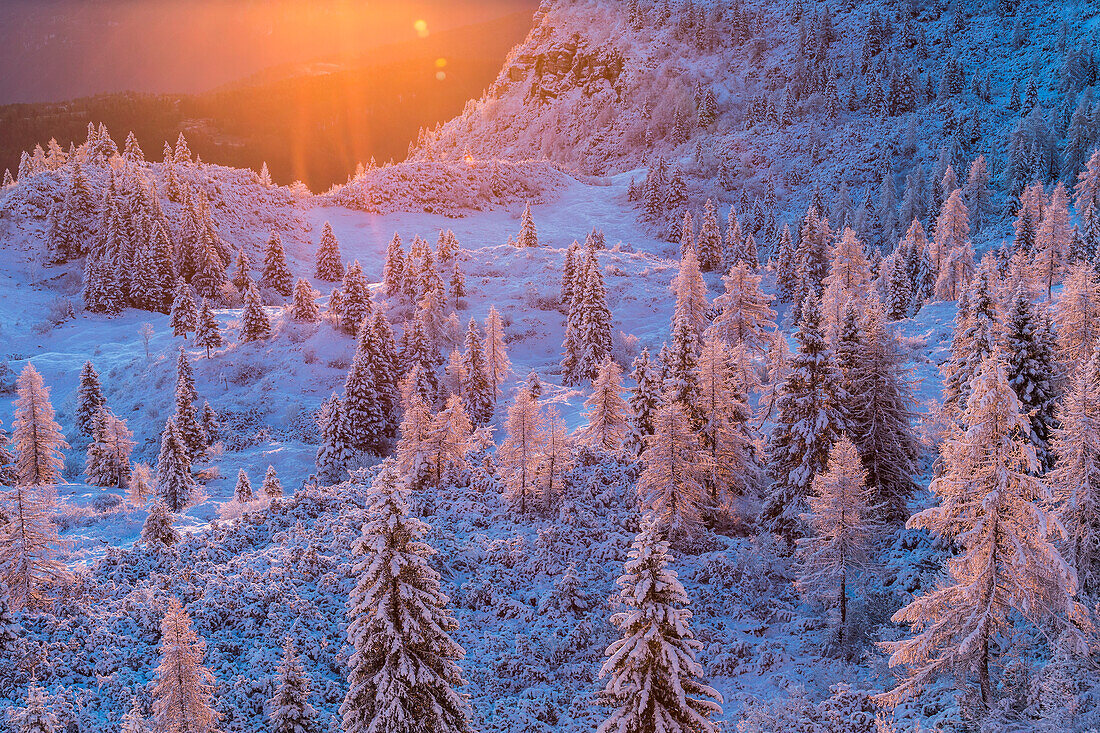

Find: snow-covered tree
[821,227,872,335]
[498,389,545,516]
[696,198,723,271]
[194,299,223,358]
[1055,263,1100,378]
[85,409,134,488]
[597,519,722,733]
[153,597,219,733]
[639,399,712,540]
[340,466,469,733]
[261,231,294,296]
[314,222,344,281]
[13,365,68,486]
[268,638,317,733]
[155,419,196,513]
[671,244,709,340]
[518,202,538,248]
[340,261,372,336]
[343,341,386,454]
[75,361,106,437]
[483,305,510,402]
[796,435,877,642]
[941,268,1000,421]
[1004,292,1059,473]
[262,465,284,499]
[577,359,628,451]
[233,468,253,503]
[128,463,153,506]
[932,189,974,301]
[707,262,776,358]
[764,292,845,541]
[241,284,272,342]
[315,394,352,485]
[0,482,69,610]
[562,246,613,385]
[170,282,198,339]
[140,497,179,549]
[461,319,493,424]
[291,279,320,323]
[383,233,405,297]
[537,407,572,513]
[881,352,1087,706]
[119,698,149,733]
[626,348,662,456]
[10,681,58,733]
[1035,183,1073,299]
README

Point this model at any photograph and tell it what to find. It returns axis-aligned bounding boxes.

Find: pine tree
[291,279,320,323]
[882,352,1087,707]
[764,292,845,541]
[234,468,253,503]
[341,467,470,733]
[11,681,58,733]
[241,284,272,342]
[261,231,294,296]
[707,262,776,357]
[796,435,877,643]
[194,299,223,358]
[314,222,344,281]
[1054,264,1100,375]
[268,638,317,733]
[0,483,69,610]
[155,419,196,513]
[170,282,198,339]
[518,202,539,248]
[13,365,67,486]
[639,399,712,540]
[315,394,353,485]
[1004,292,1059,473]
[261,465,284,499]
[85,410,135,488]
[498,389,545,516]
[383,233,406,297]
[75,360,106,437]
[578,359,628,451]
[140,498,179,548]
[597,520,722,733]
[483,305,511,402]
[625,348,662,456]
[153,597,219,733]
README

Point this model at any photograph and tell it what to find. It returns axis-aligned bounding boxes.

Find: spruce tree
[340,467,470,733]
[561,241,579,305]
[85,410,135,488]
[764,291,845,541]
[315,395,352,485]
[291,279,320,323]
[155,419,195,513]
[153,598,219,733]
[232,248,253,294]
[343,340,385,453]
[362,310,401,439]
[881,353,1086,707]
[314,222,344,281]
[261,231,294,296]
[383,233,405,297]
[518,202,538,248]
[194,299,223,358]
[597,520,722,733]
[268,638,317,733]
[1036,183,1073,299]
[200,402,219,447]
[241,284,272,342]
[234,468,253,503]
[625,348,662,456]
[340,261,372,336]
[461,319,494,424]
[1004,292,1059,473]
[75,361,106,437]
[696,198,723,271]
[170,282,198,339]
[261,465,284,499]
[140,498,179,549]
[174,353,205,461]
[13,365,67,486]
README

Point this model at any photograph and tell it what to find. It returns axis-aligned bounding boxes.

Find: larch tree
[1034,182,1072,299]
[498,388,545,516]
[241,284,272,342]
[340,467,470,733]
[422,395,473,489]
[13,364,68,487]
[881,352,1087,707]
[395,387,435,490]
[577,359,629,451]
[152,597,219,733]
[625,348,662,456]
[483,305,511,402]
[1054,263,1100,376]
[597,519,722,733]
[194,299,223,358]
[820,227,872,336]
[670,244,709,341]
[707,261,776,358]
[639,399,713,541]
[261,231,294,296]
[0,481,69,610]
[796,435,878,644]
[11,681,58,733]
[932,189,974,301]
[1050,351,1100,596]
[314,222,344,281]
[538,407,572,513]
[291,279,320,323]
[764,292,846,541]
[155,419,196,513]
[85,409,135,488]
[268,638,317,733]
[75,360,106,437]
[120,698,149,733]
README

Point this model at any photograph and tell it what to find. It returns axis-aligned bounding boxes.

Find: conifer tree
[395,386,435,490]
[696,198,723,271]
[578,359,628,451]
[314,222,344,281]
[341,467,470,733]
[170,282,198,339]
[796,435,877,642]
[85,410,135,488]
[821,227,872,334]
[518,202,539,248]
[1054,263,1100,375]
[315,394,352,485]
[598,520,722,733]
[340,261,372,335]
[241,284,272,342]
[261,465,284,499]
[707,262,776,357]
[383,233,405,297]
[343,339,386,454]
[941,269,999,420]
[120,698,149,733]
[141,498,179,548]
[194,299,223,358]
[13,365,67,486]
[261,231,294,296]
[200,402,219,447]
[155,419,196,513]
[362,310,400,438]
[498,389,545,516]
[483,305,510,402]
[561,241,579,305]
[0,482,69,610]
[423,395,473,489]
[696,336,758,513]
[1004,292,1059,473]
[1051,351,1100,596]
[882,353,1087,706]
[128,463,153,506]
[232,248,253,294]
[0,419,15,488]
[11,681,58,733]
[639,399,712,540]
[764,292,845,541]
[932,189,974,301]
[234,468,253,503]
[626,348,662,456]
[173,353,205,461]
[461,319,494,424]
[75,361,106,437]
[537,407,572,513]
[1035,182,1073,299]
[671,244,709,340]
[153,597,219,733]
[268,638,317,733]
[775,224,800,302]
[291,279,320,323]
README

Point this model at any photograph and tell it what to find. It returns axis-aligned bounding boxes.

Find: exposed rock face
[503,35,625,101]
